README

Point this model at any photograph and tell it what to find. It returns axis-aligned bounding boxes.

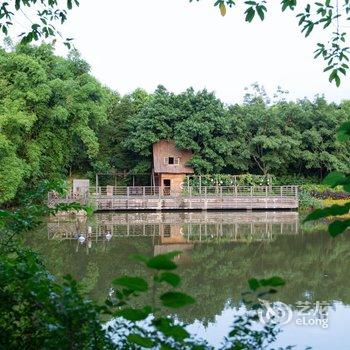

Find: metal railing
[88,185,298,198]
[90,186,161,197]
[47,189,89,206]
[48,186,298,205]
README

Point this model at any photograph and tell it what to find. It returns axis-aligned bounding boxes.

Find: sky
[12,0,350,104]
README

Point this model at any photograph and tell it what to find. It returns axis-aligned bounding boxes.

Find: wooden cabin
[153,140,194,194]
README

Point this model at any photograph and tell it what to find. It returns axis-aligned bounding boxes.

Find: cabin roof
[153,140,194,174]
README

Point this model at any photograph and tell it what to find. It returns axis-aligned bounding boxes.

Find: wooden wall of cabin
[157,173,186,193]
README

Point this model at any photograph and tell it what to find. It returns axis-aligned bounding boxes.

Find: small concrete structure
[72,179,90,197]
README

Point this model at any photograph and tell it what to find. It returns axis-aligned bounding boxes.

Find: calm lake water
[25,211,350,349]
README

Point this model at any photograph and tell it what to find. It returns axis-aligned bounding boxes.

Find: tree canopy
[0,44,109,204]
[124,84,350,176]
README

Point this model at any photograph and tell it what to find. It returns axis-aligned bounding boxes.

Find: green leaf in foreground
[304,203,350,223]
[114,307,151,321]
[157,272,181,287]
[113,276,148,292]
[248,278,260,291]
[337,121,350,141]
[260,276,285,288]
[245,7,255,22]
[154,318,189,341]
[248,276,285,291]
[127,334,154,348]
[147,252,180,270]
[328,220,350,237]
[160,292,195,308]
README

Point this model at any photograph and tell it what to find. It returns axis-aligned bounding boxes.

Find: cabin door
[163,179,171,195]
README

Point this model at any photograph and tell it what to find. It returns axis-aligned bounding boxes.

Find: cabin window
[164,157,180,165]
[163,179,171,187]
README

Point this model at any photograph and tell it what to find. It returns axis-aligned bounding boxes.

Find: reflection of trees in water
[175,231,350,323]
[26,225,350,325]
[26,228,154,301]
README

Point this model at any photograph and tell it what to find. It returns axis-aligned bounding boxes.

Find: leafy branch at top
[2,1,350,84]
[0,0,79,48]
[190,0,350,86]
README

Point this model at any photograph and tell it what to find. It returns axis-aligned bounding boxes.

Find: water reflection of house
[153,140,194,194]
[154,224,194,255]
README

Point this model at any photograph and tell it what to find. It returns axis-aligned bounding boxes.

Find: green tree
[125,86,249,174]
[297,97,349,176]
[231,93,300,175]
[0,44,109,204]
[174,88,248,173]
[123,83,349,177]
[97,88,150,174]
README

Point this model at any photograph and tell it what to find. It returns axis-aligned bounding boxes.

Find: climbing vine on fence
[184,174,273,187]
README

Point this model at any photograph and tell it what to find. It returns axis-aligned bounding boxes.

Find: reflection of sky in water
[186,302,350,349]
[26,211,350,349]
[105,302,350,348]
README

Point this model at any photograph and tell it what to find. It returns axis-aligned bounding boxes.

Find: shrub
[299,190,323,210]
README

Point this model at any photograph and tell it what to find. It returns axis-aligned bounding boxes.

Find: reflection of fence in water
[94,211,298,226]
[180,222,297,243]
[47,212,299,244]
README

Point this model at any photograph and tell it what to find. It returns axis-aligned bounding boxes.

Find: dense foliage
[0,250,114,349]
[124,85,350,176]
[0,44,109,204]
